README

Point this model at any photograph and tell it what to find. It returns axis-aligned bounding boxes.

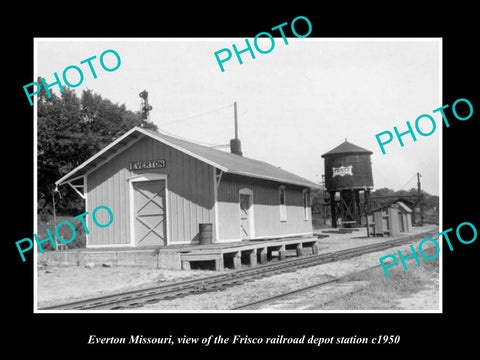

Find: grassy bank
[321,249,439,310]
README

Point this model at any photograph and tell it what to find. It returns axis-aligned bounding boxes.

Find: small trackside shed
[55,126,321,248]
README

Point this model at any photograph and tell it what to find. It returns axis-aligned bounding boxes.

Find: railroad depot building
[55,126,321,248]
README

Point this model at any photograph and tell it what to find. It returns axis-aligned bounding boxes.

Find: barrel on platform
[199,223,213,245]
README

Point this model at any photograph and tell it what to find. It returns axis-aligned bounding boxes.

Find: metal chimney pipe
[234,101,238,139]
[230,101,243,156]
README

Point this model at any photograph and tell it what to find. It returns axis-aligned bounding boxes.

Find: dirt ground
[37,266,215,308]
[37,236,440,311]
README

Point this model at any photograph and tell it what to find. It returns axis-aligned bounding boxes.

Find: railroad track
[231,264,383,310]
[40,229,437,311]
[232,243,440,311]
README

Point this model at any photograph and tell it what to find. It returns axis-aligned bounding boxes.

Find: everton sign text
[129,159,166,171]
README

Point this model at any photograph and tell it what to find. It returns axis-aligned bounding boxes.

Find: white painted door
[133,180,167,246]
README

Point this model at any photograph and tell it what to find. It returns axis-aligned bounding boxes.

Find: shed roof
[321,140,373,157]
[56,126,321,189]
[395,201,413,213]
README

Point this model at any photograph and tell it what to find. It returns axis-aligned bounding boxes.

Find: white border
[33,39,38,311]
[438,37,443,314]
[34,37,442,314]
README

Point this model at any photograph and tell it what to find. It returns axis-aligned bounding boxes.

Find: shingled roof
[56,126,321,189]
[321,140,373,157]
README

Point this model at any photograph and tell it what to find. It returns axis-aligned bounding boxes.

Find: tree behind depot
[37,85,157,215]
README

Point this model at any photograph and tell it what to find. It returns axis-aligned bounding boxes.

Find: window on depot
[303,189,309,221]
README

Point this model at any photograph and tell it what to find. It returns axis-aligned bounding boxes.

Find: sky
[35,38,441,195]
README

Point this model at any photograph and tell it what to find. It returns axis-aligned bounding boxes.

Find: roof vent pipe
[230,101,243,156]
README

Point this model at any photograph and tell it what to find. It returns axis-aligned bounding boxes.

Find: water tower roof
[321,140,373,158]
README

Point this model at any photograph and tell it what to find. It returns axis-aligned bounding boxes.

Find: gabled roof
[321,140,373,157]
[56,126,321,189]
[395,201,413,213]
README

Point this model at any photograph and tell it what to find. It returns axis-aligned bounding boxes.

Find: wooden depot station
[49,122,414,271]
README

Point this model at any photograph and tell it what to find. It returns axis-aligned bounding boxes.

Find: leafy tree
[370,187,438,213]
[37,85,157,215]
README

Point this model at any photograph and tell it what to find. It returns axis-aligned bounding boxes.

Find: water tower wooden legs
[329,189,371,228]
[329,191,337,228]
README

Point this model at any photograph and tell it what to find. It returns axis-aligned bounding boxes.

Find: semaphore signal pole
[139,89,153,126]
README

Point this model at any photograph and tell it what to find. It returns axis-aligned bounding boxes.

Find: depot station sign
[129,159,166,171]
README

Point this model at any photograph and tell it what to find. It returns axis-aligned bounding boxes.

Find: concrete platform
[37,234,319,270]
[38,247,182,269]
[37,225,438,271]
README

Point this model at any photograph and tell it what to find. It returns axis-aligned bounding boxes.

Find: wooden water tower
[322,140,374,228]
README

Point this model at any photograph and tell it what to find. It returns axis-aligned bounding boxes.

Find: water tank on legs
[321,140,374,227]
[322,140,373,191]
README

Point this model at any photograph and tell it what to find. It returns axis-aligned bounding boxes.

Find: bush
[36,212,86,251]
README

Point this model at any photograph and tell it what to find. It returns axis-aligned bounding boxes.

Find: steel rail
[232,243,440,310]
[231,264,383,310]
[39,229,437,310]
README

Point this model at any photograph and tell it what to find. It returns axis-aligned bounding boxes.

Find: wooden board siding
[86,135,215,246]
[217,173,313,241]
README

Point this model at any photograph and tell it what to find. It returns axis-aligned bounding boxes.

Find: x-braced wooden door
[133,180,167,246]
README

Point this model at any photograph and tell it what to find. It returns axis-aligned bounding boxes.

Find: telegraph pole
[417,172,424,226]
